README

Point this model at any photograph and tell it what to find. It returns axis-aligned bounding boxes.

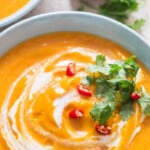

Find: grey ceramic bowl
[0,12,149,70]
[0,0,40,28]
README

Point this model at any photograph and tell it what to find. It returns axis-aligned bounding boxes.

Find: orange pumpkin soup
[0,32,150,150]
[0,0,29,19]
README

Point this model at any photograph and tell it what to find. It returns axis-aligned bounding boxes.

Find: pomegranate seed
[131,92,140,100]
[95,124,111,135]
[66,62,76,76]
[69,109,84,119]
[77,84,92,97]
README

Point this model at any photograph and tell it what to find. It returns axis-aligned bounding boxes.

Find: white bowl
[0,12,150,70]
[0,0,40,28]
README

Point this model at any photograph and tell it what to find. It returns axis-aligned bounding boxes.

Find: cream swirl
[0,48,140,150]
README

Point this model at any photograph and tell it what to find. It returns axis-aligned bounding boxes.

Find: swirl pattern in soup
[0,32,150,150]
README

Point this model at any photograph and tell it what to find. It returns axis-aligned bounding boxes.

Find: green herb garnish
[99,0,138,22]
[119,102,134,121]
[129,19,145,30]
[139,89,150,116]
[77,0,145,30]
[90,101,115,125]
[81,54,150,124]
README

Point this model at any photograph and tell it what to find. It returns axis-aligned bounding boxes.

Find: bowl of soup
[0,0,40,28]
[0,12,150,150]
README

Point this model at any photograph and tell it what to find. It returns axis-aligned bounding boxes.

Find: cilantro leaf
[139,92,150,116]
[96,55,106,66]
[81,75,95,86]
[108,79,135,102]
[87,64,109,76]
[120,102,134,121]
[77,0,145,30]
[116,80,135,102]
[90,101,115,124]
[129,19,145,30]
[109,64,121,77]
[99,0,138,21]
[95,78,116,101]
[87,64,99,73]
[123,55,139,79]
[81,55,142,124]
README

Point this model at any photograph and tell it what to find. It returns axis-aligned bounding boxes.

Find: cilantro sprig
[139,88,150,116]
[81,55,150,125]
[78,0,145,30]
[90,101,115,125]
[99,0,138,22]
[129,19,145,30]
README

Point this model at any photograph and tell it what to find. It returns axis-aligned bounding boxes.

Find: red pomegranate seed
[66,62,76,76]
[77,84,92,97]
[131,92,140,100]
[95,124,111,135]
[69,109,84,119]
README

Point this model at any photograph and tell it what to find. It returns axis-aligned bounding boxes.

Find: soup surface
[0,0,29,19]
[0,32,150,150]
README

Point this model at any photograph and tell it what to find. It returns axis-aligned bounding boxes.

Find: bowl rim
[0,11,149,48]
[0,11,150,70]
[0,0,40,28]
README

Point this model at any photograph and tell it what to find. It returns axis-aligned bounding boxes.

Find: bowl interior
[0,12,150,70]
